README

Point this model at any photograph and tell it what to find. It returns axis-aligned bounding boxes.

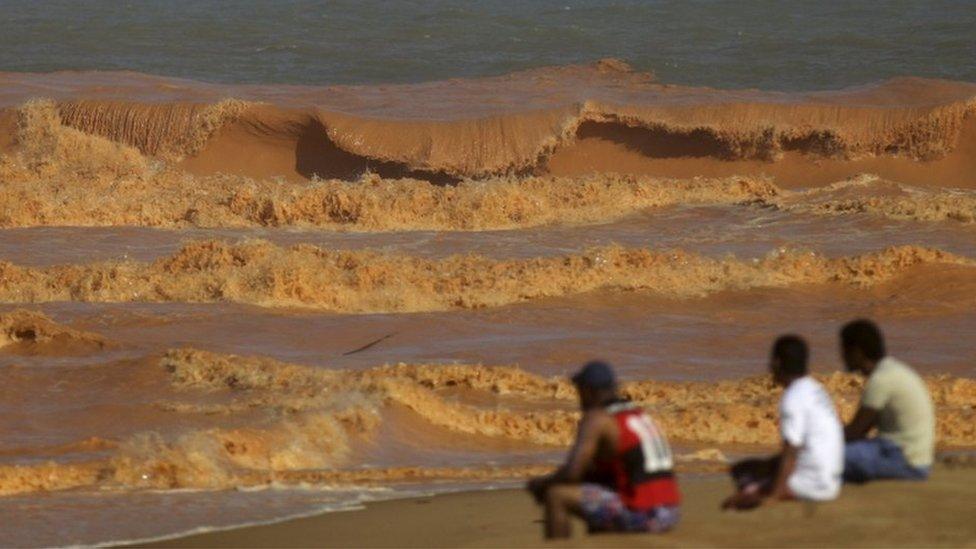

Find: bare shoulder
[581,408,615,434]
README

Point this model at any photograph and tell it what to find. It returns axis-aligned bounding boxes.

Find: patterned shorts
[579,484,680,533]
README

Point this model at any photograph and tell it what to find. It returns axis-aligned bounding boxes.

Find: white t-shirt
[780,376,844,501]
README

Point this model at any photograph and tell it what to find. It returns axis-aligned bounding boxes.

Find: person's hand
[721,490,763,511]
[720,493,737,510]
[721,493,740,510]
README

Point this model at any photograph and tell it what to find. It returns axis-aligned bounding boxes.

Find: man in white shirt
[723,335,844,509]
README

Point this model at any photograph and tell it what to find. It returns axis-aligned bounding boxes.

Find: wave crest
[1,99,147,181]
[3,348,972,496]
[58,98,251,160]
[0,240,969,312]
[2,123,974,229]
[0,309,107,353]
[3,66,976,183]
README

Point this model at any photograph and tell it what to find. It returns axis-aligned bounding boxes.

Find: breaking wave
[0,308,107,353]
[0,100,972,231]
[1,347,973,496]
[777,174,976,223]
[0,103,783,229]
[2,62,976,185]
[0,240,971,312]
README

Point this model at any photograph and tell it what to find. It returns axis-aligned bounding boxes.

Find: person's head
[571,360,618,410]
[840,319,886,375]
[769,335,808,386]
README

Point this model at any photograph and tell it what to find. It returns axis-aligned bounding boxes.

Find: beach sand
[138,466,976,548]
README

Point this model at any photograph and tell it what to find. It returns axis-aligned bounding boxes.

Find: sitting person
[724,335,843,510]
[839,319,935,482]
[526,360,680,539]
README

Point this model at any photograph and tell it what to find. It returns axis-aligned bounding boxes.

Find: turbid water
[1,2,975,546]
[3,1,976,89]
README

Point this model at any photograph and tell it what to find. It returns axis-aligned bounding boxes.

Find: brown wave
[0,410,380,495]
[155,348,976,460]
[0,308,107,354]
[2,348,971,496]
[2,62,975,188]
[161,349,976,448]
[0,100,775,229]
[270,453,735,487]
[1,99,147,181]
[109,408,381,490]
[0,240,970,312]
[2,100,974,229]
[57,98,251,161]
[806,195,976,223]
[0,458,726,498]
[776,175,976,224]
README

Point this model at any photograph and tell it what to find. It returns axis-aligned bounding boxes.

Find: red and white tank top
[596,401,681,510]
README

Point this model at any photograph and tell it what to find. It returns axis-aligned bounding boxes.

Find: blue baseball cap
[571,360,617,389]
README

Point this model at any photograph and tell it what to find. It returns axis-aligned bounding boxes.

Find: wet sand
[139,467,976,548]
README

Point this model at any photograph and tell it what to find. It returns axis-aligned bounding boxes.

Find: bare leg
[544,484,583,539]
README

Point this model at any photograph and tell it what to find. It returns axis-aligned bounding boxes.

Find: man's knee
[544,484,580,510]
[730,458,758,479]
[842,461,867,483]
[730,460,749,478]
[545,484,571,506]
[843,440,878,482]
[730,457,775,486]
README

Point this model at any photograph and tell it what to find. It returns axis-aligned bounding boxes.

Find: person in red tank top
[526,361,681,539]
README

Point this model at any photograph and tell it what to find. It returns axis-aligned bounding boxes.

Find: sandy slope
[136,466,976,548]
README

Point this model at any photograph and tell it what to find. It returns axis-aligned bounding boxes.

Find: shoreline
[131,466,976,548]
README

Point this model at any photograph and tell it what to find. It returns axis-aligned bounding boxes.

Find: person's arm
[847,372,887,442]
[769,442,799,501]
[551,412,606,483]
[844,406,879,442]
[527,412,607,501]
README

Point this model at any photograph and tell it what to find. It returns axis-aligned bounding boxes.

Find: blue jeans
[844,438,929,483]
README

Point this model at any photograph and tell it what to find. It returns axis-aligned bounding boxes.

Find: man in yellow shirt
[839,320,935,482]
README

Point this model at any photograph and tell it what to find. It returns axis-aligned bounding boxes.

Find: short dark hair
[840,319,886,361]
[571,360,617,390]
[772,335,808,377]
